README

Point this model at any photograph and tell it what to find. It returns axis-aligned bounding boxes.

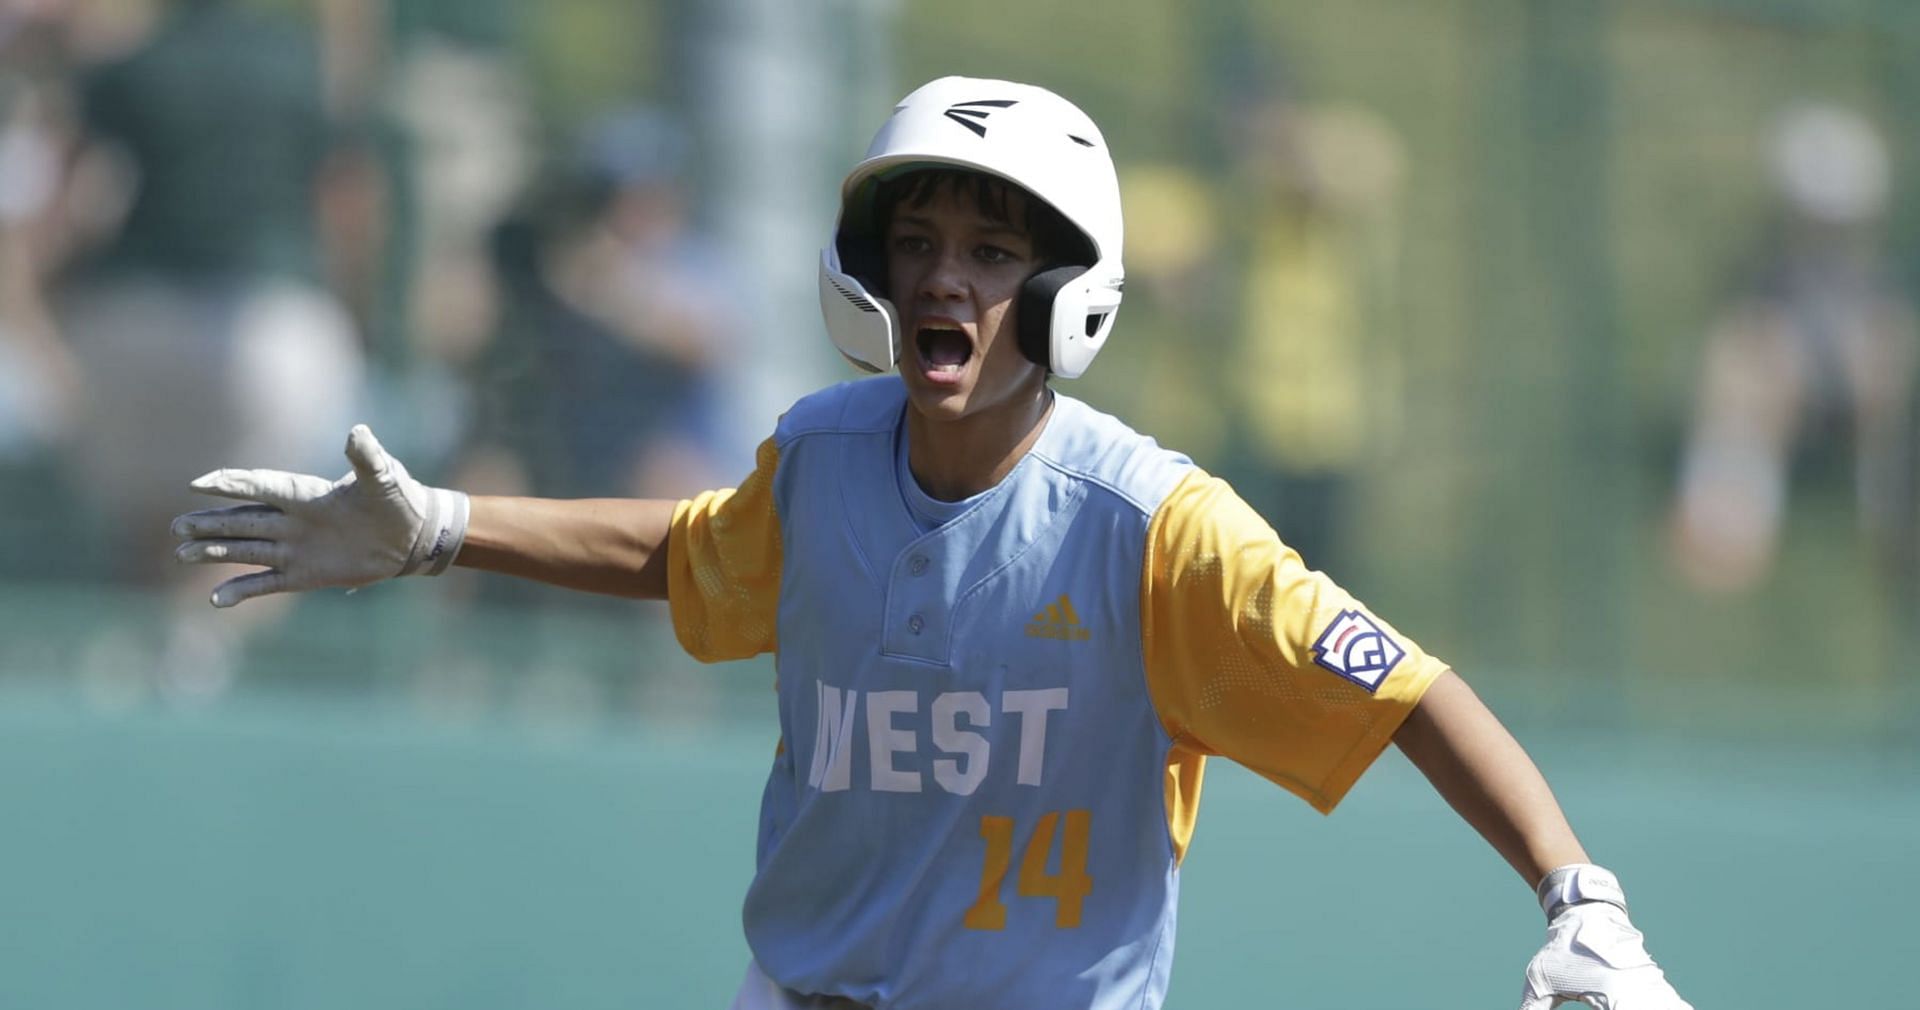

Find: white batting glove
[172,425,469,608]
[1520,864,1692,1010]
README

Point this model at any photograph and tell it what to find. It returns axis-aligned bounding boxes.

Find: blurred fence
[3,682,1912,1007]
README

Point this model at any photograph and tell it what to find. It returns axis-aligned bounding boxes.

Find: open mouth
[915,325,973,378]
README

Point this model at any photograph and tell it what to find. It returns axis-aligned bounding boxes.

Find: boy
[173,77,1690,1010]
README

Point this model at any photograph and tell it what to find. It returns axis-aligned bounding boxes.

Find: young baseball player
[172,77,1691,1010]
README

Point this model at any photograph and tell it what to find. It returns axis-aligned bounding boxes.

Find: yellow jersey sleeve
[1142,469,1446,816]
[667,437,783,662]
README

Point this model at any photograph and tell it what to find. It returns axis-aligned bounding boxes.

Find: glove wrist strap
[403,488,470,577]
[1536,863,1628,920]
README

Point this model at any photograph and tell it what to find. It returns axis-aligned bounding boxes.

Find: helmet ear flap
[819,246,901,373]
[835,231,888,296]
[1017,265,1088,370]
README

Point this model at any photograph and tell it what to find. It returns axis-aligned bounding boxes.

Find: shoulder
[1029,393,1195,519]
[772,375,905,450]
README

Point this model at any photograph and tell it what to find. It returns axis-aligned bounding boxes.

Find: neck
[904,382,1054,501]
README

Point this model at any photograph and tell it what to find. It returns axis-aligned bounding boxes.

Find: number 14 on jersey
[964,809,1094,930]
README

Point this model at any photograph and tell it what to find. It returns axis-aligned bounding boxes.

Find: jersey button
[909,555,930,576]
[907,613,925,634]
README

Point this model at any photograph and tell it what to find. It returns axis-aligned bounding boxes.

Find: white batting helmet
[818,76,1125,379]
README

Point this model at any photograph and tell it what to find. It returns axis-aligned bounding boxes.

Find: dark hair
[871,168,1094,269]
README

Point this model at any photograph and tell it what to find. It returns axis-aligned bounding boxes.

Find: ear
[1017,265,1088,370]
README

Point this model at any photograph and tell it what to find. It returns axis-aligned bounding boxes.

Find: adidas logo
[943,98,1018,137]
[1026,594,1091,641]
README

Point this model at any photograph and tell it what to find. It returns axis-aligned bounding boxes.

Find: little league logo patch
[1311,610,1405,692]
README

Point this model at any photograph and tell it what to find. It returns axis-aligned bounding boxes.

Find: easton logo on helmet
[942,99,1018,137]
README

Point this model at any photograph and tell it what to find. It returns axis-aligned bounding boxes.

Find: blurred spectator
[52,0,368,696]
[384,26,528,369]
[469,106,741,503]
[1223,95,1407,573]
[1076,162,1229,467]
[0,5,83,465]
[1669,103,1917,593]
[435,105,743,705]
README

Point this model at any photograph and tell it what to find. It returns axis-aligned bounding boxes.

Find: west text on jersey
[807,683,1069,795]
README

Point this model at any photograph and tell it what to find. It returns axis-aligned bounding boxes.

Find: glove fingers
[209,570,287,609]
[343,424,392,486]
[175,538,288,569]
[172,504,286,541]
[189,468,328,508]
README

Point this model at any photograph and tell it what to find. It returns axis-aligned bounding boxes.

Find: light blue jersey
[666,376,1447,1009]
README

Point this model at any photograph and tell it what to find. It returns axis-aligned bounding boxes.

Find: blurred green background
[1,0,1915,1006]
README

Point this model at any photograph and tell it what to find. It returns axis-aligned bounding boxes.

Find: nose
[916,245,968,303]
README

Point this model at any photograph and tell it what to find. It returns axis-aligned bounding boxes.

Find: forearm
[457,495,678,600]
[1393,670,1587,887]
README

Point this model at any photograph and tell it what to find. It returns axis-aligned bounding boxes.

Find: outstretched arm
[458,495,676,599]
[174,425,683,606]
[1395,671,1692,1010]
[1392,670,1587,885]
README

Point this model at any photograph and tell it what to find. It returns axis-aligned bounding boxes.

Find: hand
[172,425,469,608]
[1520,901,1692,1010]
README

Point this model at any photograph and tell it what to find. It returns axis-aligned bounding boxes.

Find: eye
[891,234,932,255]
[975,244,1021,265]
